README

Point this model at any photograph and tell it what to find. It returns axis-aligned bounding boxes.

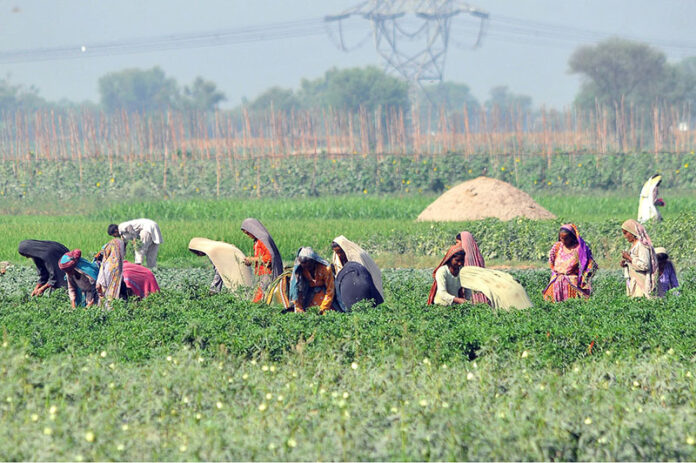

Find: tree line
[1,37,695,118]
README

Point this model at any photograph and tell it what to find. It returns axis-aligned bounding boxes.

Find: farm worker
[543,224,598,302]
[122,261,160,299]
[188,238,254,293]
[117,218,163,269]
[241,218,283,302]
[331,235,384,300]
[654,247,679,297]
[620,219,658,298]
[59,249,99,307]
[18,239,69,296]
[427,245,472,306]
[96,224,126,307]
[637,174,664,223]
[289,247,339,314]
[333,261,384,310]
[455,231,490,305]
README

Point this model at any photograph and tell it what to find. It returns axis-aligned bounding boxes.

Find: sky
[1,0,695,109]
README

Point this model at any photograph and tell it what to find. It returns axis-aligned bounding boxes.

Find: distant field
[3,192,695,267]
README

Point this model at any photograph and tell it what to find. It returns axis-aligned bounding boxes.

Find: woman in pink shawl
[122,261,160,299]
[543,224,597,302]
[455,232,490,305]
[621,219,658,298]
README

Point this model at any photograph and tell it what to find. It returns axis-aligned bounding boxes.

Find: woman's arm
[548,243,559,270]
[319,267,335,314]
[66,275,78,306]
[434,267,455,305]
[630,244,651,272]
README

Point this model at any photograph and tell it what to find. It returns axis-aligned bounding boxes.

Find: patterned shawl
[96,238,125,301]
[559,223,593,288]
[288,247,342,310]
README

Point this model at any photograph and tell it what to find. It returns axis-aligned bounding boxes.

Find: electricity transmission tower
[325,0,489,90]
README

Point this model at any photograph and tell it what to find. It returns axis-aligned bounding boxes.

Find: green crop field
[2,154,696,460]
[1,267,696,460]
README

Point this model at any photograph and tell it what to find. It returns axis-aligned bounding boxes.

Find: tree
[247,86,299,113]
[419,82,480,113]
[98,66,179,113]
[569,38,669,108]
[182,77,226,111]
[484,86,532,112]
[0,78,46,112]
[298,66,409,112]
[668,57,696,114]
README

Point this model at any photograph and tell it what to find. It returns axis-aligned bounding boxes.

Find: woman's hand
[621,251,632,263]
[452,297,468,305]
[33,283,50,296]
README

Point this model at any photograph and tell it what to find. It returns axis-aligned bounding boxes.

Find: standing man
[118,218,163,269]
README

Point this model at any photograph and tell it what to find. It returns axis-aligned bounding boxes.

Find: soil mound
[417,177,555,222]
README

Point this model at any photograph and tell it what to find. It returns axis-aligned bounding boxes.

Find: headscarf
[18,239,69,288]
[288,247,333,308]
[331,235,383,298]
[59,251,99,280]
[622,219,654,247]
[459,231,485,268]
[122,261,160,298]
[427,244,465,305]
[334,261,384,310]
[654,247,668,257]
[622,219,659,294]
[188,238,254,290]
[241,218,283,279]
[559,223,593,288]
[58,249,82,271]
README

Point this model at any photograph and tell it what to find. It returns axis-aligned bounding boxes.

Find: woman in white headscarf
[638,174,664,223]
[620,219,658,298]
[330,235,383,299]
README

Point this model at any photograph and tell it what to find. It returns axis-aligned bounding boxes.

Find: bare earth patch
[417,176,556,222]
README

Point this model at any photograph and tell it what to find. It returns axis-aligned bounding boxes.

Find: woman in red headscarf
[543,223,597,302]
[427,245,471,306]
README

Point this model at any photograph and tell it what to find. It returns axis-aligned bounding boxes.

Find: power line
[0,17,335,64]
[0,13,694,66]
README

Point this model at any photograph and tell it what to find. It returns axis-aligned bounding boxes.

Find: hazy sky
[1,0,695,109]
